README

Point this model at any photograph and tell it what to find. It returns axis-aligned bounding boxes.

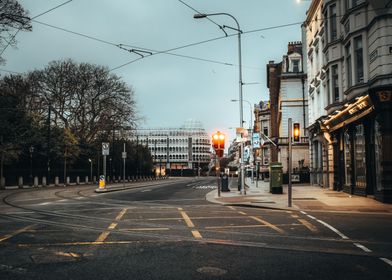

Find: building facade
[253,101,271,176]
[267,42,310,178]
[305,0,392,202]
[129,120,211,176]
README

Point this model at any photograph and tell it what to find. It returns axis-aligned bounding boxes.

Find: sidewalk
[205,177,392,213]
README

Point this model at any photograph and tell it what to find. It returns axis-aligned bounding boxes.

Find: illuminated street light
[194,12,245,194]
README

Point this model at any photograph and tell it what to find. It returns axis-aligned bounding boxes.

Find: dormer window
[292,59,300,72]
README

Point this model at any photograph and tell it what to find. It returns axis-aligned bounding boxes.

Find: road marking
[18,240,166,247]
[141,189,152,192]
[38,202,51,206]
[179,208,195,228]
[178,208,202,239]
[306,214,349,240]
[238,211,247,215]
[291,214,299,218]
[300,211,307,215]
[122,228,169,231]
[297,218,318,233]
[380,258,392,267]
[353,243,372,253]
[0,225,35,243]
[227,206,236,211]
[55,252,81,258]
[95,231,111,243]
[108,223,117,230]
[95,208,127,242]
[191,230,202,239]
[115,208,128,221]
[250,216,285,234]
[205,224,301,229]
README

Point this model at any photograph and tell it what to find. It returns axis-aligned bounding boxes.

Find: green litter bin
[269,162,283,194]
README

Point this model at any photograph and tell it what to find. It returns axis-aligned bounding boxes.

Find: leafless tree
[28,59,138,145]
[0,0,31,64]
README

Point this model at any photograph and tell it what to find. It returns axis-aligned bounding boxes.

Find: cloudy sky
[1,0,310,142]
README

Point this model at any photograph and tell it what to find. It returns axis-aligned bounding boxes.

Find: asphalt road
[0,177,391,280]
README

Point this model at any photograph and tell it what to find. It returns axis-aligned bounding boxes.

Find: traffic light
[212,131,225,157]
[293,123,300,142]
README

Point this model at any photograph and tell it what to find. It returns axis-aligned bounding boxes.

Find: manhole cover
[197,266,227,276]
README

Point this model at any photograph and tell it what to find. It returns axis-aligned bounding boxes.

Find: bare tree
[0,0,31,64]
[29,59,138,145]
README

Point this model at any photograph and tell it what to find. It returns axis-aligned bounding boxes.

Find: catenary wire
[0,0,74,57]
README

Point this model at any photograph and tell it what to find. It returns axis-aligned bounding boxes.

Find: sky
[1,0,310,143]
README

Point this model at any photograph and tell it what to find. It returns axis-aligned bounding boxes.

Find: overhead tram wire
[0,0,74,57]
[177,0,228,36]
[10,5,391,73]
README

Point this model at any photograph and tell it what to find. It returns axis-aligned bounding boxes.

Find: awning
[323,95,374,132]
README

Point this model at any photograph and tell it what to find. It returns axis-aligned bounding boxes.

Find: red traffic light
[212,131,225,156]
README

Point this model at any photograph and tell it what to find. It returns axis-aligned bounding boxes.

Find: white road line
[380,258,392,267]
[58,199,68,202]
[353,243,372,252]
[300,211,307,215]
[38,202,51,206]
[310,217,349,239]
[141,189,152,192]
[307,215,316,220]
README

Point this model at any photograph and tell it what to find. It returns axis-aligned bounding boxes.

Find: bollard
[66,176,70,186]
[1,177,5,189]
[85,176,88,184]
[55,176,59,186]
[42,176,47,187]
[34,176,39,187]
[18,176,23,188]
[76,176,80,185]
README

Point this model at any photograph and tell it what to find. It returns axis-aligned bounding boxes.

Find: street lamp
[29,146,34,187]
[194,12,245,194]
[88,158,93,184]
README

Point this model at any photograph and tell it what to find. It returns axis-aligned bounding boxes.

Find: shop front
[323,90,392,203]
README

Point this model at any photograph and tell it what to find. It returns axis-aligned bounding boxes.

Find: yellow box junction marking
[250,216,285,234]
[95,208,128,243]
[0,224,35,243]
[178,208,202,239]
[297,218,318,233]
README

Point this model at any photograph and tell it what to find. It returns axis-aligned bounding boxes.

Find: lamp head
[194,13,207,19]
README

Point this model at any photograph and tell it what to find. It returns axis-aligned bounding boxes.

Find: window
[330,4,337,41]
[344,130,352,186]
[292,59,300,72]
[263,127,268,137]
[345,42,352,87]
[354,36,364,83]
[331,65,339,102]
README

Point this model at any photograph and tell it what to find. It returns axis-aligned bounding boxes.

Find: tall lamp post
[194,12,245,194]
[88,158,92,183]
[29,146,34,187]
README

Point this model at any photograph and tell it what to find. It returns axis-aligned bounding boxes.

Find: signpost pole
[288,118,292,207]
[123,143,126,187]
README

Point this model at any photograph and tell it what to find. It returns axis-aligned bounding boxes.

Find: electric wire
[0,0,74,57]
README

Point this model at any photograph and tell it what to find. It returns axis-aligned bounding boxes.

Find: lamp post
[231,99,255,183]
[194,12,245,194]
[88,158,92,183]
[29,146,34,187]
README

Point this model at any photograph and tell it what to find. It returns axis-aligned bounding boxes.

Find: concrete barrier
[34,176,39,187]
[42,176,47,187]
[76,176,80,185]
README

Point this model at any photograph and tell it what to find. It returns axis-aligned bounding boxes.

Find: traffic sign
[122,152,127,159]
[102,142,110,156]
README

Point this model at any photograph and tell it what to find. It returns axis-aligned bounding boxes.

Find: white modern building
[129,120,211,176]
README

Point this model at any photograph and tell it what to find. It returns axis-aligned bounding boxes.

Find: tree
[0,0,31,64]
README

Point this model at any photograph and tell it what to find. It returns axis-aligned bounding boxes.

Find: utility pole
[123,142,126,187]
[46,105,51,184]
